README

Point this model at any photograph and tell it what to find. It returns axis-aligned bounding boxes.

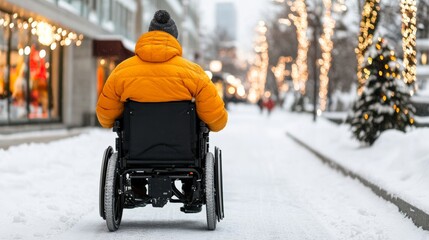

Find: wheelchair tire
[99,146,113,219]
[215,147,224,221]
[205,152,216,230]
[104,152,123,231]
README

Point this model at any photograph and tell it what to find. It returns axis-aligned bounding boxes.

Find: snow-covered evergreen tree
[349,38,415,146]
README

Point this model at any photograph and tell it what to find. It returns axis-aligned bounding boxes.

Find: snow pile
[286,114,429,213]
[0,130,116,239]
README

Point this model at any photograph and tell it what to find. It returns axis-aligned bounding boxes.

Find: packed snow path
[0,105,428,240]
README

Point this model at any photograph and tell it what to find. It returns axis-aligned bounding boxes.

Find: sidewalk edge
[286,132,429,231]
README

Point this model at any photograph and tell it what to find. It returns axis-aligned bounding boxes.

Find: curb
[286,132,429,231]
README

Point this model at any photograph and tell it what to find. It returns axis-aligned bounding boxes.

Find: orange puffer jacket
[96,31,228,132]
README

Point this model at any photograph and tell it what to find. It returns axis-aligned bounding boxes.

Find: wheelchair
[99,100,224,231]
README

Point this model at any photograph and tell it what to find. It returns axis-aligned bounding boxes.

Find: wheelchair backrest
[121,100,199,165]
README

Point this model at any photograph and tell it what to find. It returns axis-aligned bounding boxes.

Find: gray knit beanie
[148,10,179,39]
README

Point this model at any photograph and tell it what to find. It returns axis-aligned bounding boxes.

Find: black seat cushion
[123,101,198,163]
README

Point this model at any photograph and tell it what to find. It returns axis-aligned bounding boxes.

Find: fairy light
[288,0,309,94]
[318,0,336,111]
[272,56,292,88]
[256,21,270,98]
[356,0,380,94]
[0,11,83,48]
[247,21,270,100]
[400,0,417,87]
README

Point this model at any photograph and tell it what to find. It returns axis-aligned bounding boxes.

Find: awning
[93,37,135,62]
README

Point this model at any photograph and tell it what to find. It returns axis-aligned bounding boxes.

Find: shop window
[97,57,115,98]
[0,12,62,125]
[0,16,8,122]
[28,34,60,120]
[10,23,30,121]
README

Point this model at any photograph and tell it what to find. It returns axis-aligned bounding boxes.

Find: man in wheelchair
[96,10,227,231]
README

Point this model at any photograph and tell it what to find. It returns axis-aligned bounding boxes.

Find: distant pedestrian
[257,98,264,114]
[264,97,275,116]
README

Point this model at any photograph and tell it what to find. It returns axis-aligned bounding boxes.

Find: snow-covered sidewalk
[0,104,428,239]
[286,111,429,215]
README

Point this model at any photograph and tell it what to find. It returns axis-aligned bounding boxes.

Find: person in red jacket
[264,97,275,115]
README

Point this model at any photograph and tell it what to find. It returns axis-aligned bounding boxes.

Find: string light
[356,0,380,94]
[0,11,83,48]
[288,0,309,94]
[247,21,270,101]
[272,56,292,85]
[400,0,417,88]
[318,0,336,111]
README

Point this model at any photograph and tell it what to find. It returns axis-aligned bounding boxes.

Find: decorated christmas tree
[349,38,415,146]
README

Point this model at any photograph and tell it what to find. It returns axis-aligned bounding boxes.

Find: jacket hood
[135,31,182,63]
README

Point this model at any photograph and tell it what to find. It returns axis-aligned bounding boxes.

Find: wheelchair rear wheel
[215,147,225,221]
[99,146,113,219]
[104,153,124,231]
[205,152,216,230]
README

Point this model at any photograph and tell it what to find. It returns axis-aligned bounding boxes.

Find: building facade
[0,0,200,133]
[215,2,237,41]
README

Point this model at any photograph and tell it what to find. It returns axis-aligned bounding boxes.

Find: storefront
[0,9,82,126]
[93,39,134,98]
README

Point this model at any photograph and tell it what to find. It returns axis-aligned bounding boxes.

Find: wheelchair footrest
[180,204,202,213]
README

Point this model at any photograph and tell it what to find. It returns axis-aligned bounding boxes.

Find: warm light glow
[318,0,336,111]
[237,86,246,97]
[288,0,309,94]
[0,12,83,49]
[422,53,427,65]
[209,60,222,73]
[36,21,54,46]
[356,0,380,94]
[39,49,46,59]
[227,86,236,95]
[278,18,291,26]
[364,114,369,120]
[64,38,72,46]
[50,42,57,50]
[401,0,417,87]
[247,21,269,99]
[24,46,31,55]
[204,70,213,79]
[272,56,292,92]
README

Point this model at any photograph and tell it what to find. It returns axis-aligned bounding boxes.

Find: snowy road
[1,104,428,240]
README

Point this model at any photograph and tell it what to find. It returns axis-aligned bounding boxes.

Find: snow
[0,104,428,239]
[287,111,429,214]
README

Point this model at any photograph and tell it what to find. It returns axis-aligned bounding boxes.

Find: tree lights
[248,21,270,101]
[318,0,336,111]
[271,56,292,92]
[349,38,415,145]
[0,11,83,50]
[288,0,309,94]
[355,0,380,94]
[400,0,417,88]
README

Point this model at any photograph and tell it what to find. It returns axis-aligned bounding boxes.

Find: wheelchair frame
[99,101,224,231]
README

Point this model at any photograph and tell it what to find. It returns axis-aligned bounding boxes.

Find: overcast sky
[200,0,272,58]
